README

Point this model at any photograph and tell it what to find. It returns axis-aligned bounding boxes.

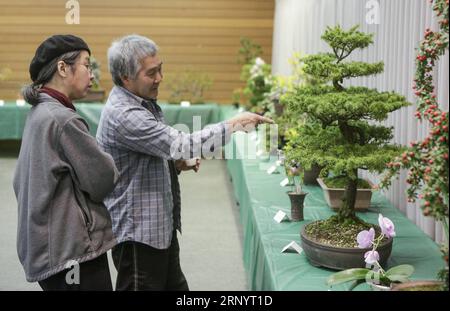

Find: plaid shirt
[96,86,230,249]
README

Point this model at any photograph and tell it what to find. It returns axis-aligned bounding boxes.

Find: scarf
[40,87,76,111]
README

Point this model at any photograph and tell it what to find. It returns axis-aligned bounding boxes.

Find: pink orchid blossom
[357,228,375,249]
[364,250,380,265]
[378,214,396,238]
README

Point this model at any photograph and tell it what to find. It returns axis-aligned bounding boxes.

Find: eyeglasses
[73,63,93,74]
[82,63,93,74]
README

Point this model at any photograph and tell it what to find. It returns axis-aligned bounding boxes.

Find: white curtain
[272,0,449,243]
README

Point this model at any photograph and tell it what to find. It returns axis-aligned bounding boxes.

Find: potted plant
[381,0,448,291]
[285,161,308,221]
[282,25,410,270]
[232,37,263,109]
[166,69,212,105]
[283,122,325,185]
[327,214,414,290]
[317,176,374,210]
[77,57,105,102]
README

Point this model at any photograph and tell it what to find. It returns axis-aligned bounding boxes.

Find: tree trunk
[338,173,358,221]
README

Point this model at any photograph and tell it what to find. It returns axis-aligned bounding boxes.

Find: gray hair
[21,51,82,106]
[108,34,159,86]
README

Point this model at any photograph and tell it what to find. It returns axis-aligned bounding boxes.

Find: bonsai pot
[303,164,322,185]
[300,225,393,270]
[317,178,373,210]
[391,280,444,291]
[287,192,308,221]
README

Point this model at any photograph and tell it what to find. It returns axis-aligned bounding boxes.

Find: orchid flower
[378,214,396,238]
[364,250,380,265]
[357,228,375,249]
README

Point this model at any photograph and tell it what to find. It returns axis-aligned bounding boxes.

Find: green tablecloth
[0,102,222,139]
[224,130,445,291]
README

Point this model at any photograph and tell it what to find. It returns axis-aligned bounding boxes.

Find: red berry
[425,201,431,207]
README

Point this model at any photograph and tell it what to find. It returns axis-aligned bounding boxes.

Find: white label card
[267,166,277,174]
[256,150,263,157]
[273,210,289,223]
[0,100,4,106]
[281,241,303,254]
[280,178,289,187]
[16,99,26,106]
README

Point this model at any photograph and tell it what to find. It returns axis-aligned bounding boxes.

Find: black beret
[29,34,91,82]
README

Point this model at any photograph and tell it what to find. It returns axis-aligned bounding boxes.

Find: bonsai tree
[77,57,105,102]
[232,37,272,113]
[282,25,410,241]
[381,0,449,290]
[90,57,102,91]
[166,69,212,104]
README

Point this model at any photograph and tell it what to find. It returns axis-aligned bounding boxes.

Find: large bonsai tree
[283,25,410,223]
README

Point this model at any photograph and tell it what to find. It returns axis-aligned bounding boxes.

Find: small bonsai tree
[237,37,263,65]
[90,57,102,91]
[166,69,212,104]
[381,0,449,290]
[232,37,272,113]
[283,25,410,231]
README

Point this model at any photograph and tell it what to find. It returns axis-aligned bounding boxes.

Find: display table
[224,128,445,291]
[0,102,222,139]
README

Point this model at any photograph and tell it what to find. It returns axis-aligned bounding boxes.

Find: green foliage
[322,25,374,57]
[237,37,263,65]
[302,54,384,86]
[380,0,449,288]
[238,57,272,113]
[327,264,414,289]
[90,57,102,90]
[282,25,411,220]
[323,176,371,190]
[284,86,408,126]
[166,69,212,104]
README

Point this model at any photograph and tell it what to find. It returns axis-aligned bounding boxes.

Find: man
[96,34,272,290]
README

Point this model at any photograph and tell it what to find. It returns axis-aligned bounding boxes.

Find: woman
[13,35,118,290]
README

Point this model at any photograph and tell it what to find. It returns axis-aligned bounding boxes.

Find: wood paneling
[0,0,274,104]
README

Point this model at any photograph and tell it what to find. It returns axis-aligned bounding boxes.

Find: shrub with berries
[381,0,449,290]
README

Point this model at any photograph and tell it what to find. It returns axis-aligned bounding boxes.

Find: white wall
[272,0,449,242]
